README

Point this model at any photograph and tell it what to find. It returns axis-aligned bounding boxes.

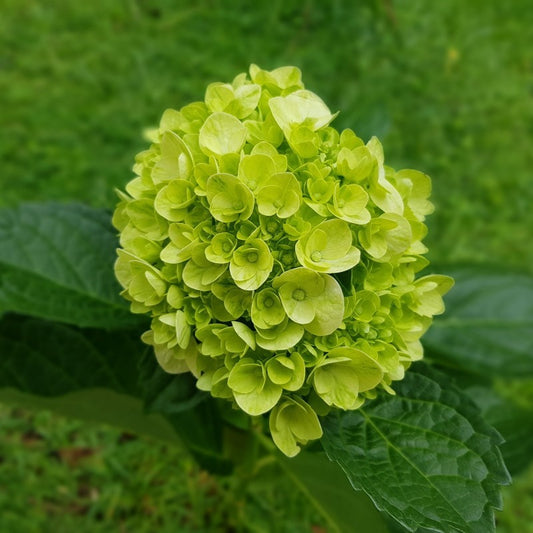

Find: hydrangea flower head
[113,65,453,457]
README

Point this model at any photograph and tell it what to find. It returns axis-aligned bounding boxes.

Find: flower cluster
[113,65,453,457]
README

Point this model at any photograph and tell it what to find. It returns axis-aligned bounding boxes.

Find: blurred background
[0,0,532,531]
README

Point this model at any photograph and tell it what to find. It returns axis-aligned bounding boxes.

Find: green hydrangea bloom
[113,64,453,457]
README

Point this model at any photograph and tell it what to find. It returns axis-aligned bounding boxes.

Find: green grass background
[0,0,532,531]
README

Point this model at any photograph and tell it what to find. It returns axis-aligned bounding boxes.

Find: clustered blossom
[113,65,453,457]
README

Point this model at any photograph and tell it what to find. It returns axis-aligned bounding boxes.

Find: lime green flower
[310,347,384,409]
[229,238,274,290]
[269,396,323,458]
[114,64,453,458]
[206,173,254,223]
[295,219,360,273]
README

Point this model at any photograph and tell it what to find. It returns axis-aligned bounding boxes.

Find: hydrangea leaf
[423,266,533,379]
[296,219,360,273]
[322,364,510,533]
[199,112,247,156]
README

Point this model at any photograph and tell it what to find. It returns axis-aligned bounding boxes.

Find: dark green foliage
[0,203,142,328]
[322,364,510,533]
[279,451,390,533]
[424,266,533,379]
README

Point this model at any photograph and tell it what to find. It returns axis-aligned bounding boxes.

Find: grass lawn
[0,0,532,531]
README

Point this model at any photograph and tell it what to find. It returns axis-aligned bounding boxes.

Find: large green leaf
[321,364,510,533]
[0,314,231,472]
[462,380,533,476]
[0,203,140,328]
[279,451,389,533]
[423,266,533,378]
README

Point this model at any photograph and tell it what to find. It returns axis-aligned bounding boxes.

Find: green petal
[312,357,361,409]
[233,378,282,416]
[266,356,296,386]
[250,64,303,92]
[152,131,194,183]
[251,288,286,329]
[199,112,247,156]
[269,396,322,457]
[232,320,256,350]
[304,273,345,336]
[328,183,371,225]
[329,347,384,392]
[238,153,276,192]
[229,239,273,291]
[336,145,374,183]
[154,180,195,222]
[182,245,227,291]
[284,351,306,391]
[366,137,404,215]
[196,324,226,356]
[296,219,360,273]
[269,90,336,137]
[126,199,168,241]
[205,232,237,264]
[256,172,302,218]
[228,358,263,394]
[255,319,304,350]
[359,213,412,261]
[251,141,287,172]
[206,173,255,223]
